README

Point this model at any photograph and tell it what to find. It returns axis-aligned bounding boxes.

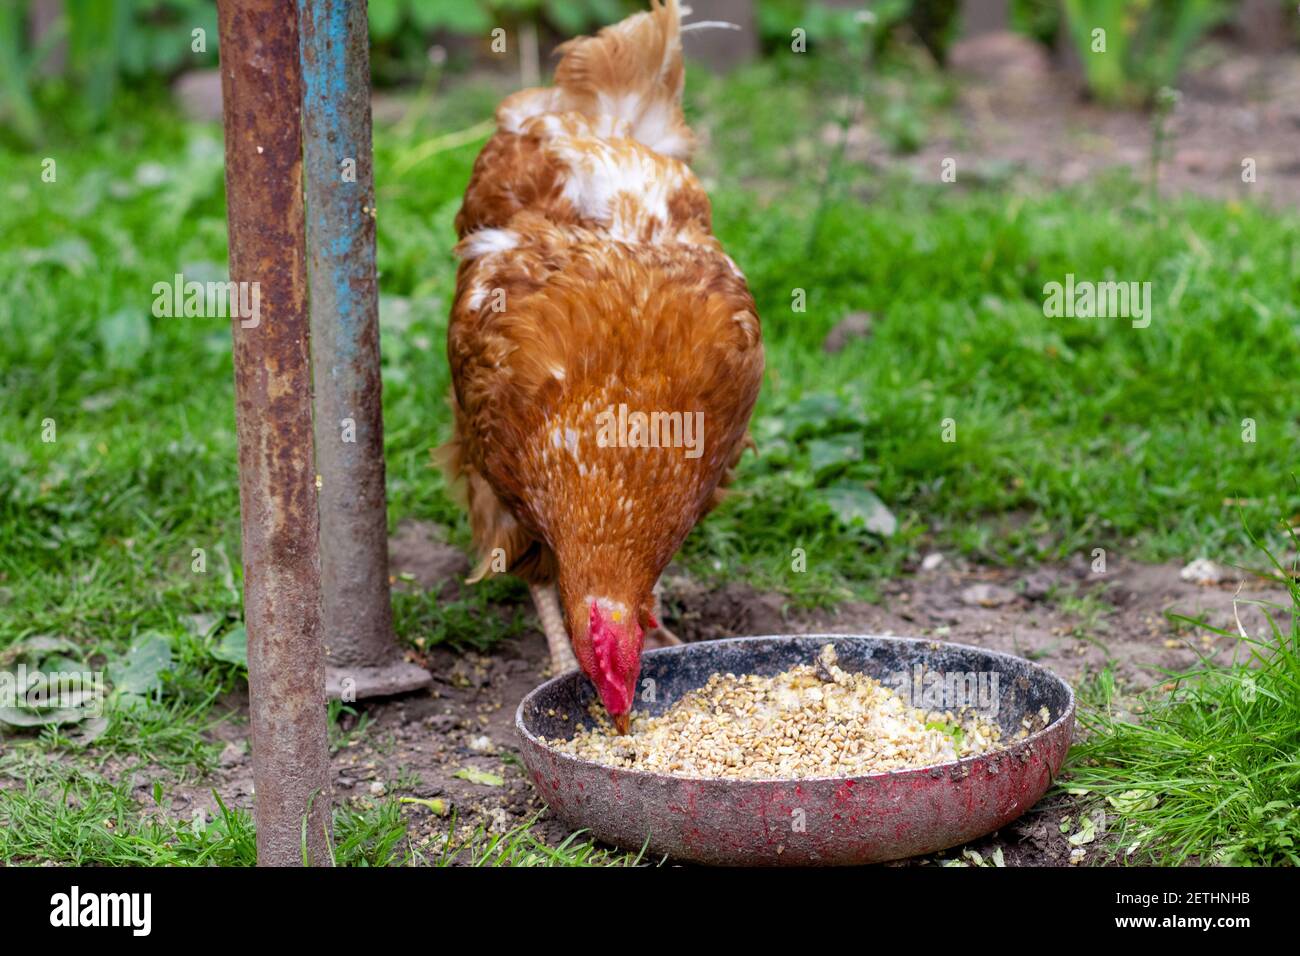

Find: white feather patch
[458,228,519,260]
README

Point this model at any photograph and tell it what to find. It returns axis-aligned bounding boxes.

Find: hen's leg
[645,578,682,649]
[531,583,577,674]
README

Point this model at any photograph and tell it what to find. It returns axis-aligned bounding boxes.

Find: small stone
[467,734,494,753]
[368,781,386,797]
[1180,558,1222,585]
[219,742,245,767]
[920,552,945,572]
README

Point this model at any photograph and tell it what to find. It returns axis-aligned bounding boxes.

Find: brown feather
[439,0,763,640]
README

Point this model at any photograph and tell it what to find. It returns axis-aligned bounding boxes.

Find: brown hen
[441,0,764,731]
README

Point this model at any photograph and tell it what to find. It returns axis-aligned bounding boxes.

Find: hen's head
[572,598,651,734]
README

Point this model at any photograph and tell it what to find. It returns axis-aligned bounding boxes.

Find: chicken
[441,0,764,732]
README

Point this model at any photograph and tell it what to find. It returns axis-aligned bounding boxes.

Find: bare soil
[878,34,1300,206]
[121,522,1289,867]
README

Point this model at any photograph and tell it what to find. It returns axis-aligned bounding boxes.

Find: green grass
[1067,530,1300,866]
[419,813,649,867]
[0,762,259,866]
[1,52,1298,864]
[0,756,644,867]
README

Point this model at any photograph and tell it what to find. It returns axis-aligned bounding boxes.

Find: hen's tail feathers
[436,410,556,586]
[500,0,694,161]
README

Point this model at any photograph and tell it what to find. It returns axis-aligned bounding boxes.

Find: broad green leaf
[0,634,80,667]
[110,632,173,695]
[808,434,862,477]
[112,692,151,714]
[0,704,93,728]
[823,483,897,536]
[781,392,853,437]
[12,635,80,655]
[210,625,247,667]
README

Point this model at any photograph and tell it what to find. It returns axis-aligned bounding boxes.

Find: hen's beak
[613,712,631,735]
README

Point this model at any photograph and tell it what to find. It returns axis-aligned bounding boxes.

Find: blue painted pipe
[298,0,426,695]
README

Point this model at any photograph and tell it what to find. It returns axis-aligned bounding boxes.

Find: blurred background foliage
[2,0,1280,148]
[0,0,218,143]
[2,0,1298,682]
[1061,0,1230,105]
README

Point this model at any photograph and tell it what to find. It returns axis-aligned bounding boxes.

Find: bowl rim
[514,633,1077,787]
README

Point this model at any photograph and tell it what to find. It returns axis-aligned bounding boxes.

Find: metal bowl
[516,635,1075,866]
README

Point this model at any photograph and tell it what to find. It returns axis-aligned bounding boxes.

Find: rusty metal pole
[218,0,333,866]
[298,0,431,701]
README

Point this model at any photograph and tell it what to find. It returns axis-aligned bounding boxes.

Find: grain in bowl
[549,643,1014,779]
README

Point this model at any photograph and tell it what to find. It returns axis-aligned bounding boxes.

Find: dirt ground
[870,34,1300,206]
[132,520,1287,867]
